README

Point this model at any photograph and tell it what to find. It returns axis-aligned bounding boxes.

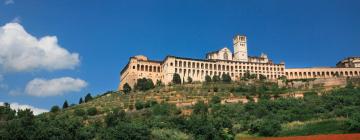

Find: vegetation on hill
[1,77,360,139]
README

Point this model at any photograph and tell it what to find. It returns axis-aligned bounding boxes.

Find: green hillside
[1,78,360,140]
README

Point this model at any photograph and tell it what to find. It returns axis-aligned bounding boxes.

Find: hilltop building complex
[118,35,360,90]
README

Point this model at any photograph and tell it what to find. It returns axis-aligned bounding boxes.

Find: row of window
[133,64,161,72]
[172,60,284,71]
[175,68,282,79]
[286,71,360,77]
[174,60,282,67]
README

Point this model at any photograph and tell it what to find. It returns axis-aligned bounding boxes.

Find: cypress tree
[79,97,84,104]
[63,100,69,109]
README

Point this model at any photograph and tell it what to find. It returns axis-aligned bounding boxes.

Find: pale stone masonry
[118,35,360,90]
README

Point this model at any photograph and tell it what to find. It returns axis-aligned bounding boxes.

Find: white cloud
[25,77,87,97]
[4,0,14,5]
[0,102,48,115]
[0,22,80,72]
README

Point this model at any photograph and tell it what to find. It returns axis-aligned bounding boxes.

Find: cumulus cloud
[4,0,14,5]
[25,77,87,97]
[0,22,80,72]
[0,102,48,115]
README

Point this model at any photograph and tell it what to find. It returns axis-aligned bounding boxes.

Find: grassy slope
[60,81,355,138]
[278,118,348,136]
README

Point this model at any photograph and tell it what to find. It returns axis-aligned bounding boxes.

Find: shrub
[205,75,212,83]
[193,101,208,115]
[135,101,145,110]
[135,78,155,91]
[156,80,163,86]
[123,83,132,94]
[347,113,360,132]
[211,96,221,104]
[187,77,193,84]
[151,128,191,140]
[259,74,267,81]
[87,107,97,116]
[243,71,251,80]
[85,93,93,102]
[145,100,158,108]
[105,108,126,127]
[74,108,86,116]
[213,87,219,92]
[50,105,60,113]
[172,73,182,84]
[212,75,221,82]
[250,74,257,79]
[100,122,151,140]
[257,119,281,136]
[222,74,232,83]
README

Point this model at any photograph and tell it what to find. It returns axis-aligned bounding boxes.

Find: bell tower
[233,35,248,62]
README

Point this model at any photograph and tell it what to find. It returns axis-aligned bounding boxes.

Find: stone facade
[285,67,360,79]
[119,55,162,90]
[118,35,360,90]
[336,57,360,68]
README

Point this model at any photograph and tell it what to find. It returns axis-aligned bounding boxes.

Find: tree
[211,96,221,104]
[74,108,86,116]
[85,93,93,103]
[250,74,257,79]
[63,100,69,109]
[212,75,221,82]
[243,71,251,80]
[146,79,155,89]
[0,102,16,121]
[50,105,60,113]
[156,80,163,86]
[100,122,151,140]
[346,80,354,89]
[259,74,267,81]
[79,98,84,104]
[135,101,145,110]
[222,73,232,83]
[135,78,155,91]
[105,108,126,127]
[347,113,360,132]
[172,73,182,84]
[187,76,193,84]
[205,75,212,83]
[123,83,132,94]
[193,101,208,115]
[258,119,281,136]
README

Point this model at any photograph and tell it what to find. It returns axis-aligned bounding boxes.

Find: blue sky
[0,0,359,112]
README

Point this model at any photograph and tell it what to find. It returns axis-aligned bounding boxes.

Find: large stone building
[336,57,360,68]
[118,35,360,90]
